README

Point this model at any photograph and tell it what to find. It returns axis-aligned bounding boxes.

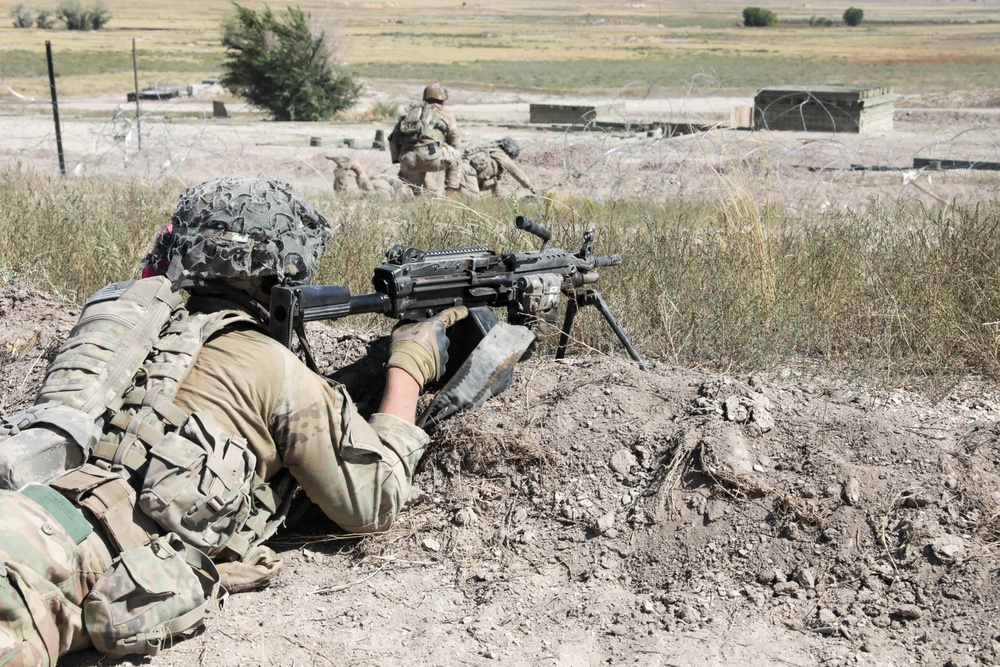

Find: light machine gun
[268,216,647,373]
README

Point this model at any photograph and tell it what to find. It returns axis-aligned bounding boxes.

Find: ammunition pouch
[83,533,226,658]
[139,411,255,552]
[50,463,159,554]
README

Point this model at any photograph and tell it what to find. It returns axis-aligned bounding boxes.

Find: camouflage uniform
[0,176,431,663]
[0,490,110,666]
[327,155,373,192]
[369,175,415,199]
[390,84,461,195]
[172,312,428,534]
[461,143,536,196]
[0,310,429,665]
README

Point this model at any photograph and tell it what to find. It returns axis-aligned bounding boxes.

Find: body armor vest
[467,147,499,185]
[0,277,295,566]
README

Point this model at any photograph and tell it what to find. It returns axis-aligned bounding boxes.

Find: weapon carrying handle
[514,216,552,244]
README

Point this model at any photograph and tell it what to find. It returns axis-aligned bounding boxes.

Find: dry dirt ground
[2,82,999,209]
[1,279,999,667]
[1,84,1000,666]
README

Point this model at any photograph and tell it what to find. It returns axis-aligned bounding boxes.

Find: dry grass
[2,168,999,388]
[1,0,998,97]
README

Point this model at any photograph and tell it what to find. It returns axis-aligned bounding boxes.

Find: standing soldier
[388,82,461,196]
[326,154,373,192]
[460,137,536,197]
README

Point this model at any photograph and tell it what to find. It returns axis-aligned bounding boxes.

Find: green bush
[220,3,361,122]
[809,15,834,27]
[56,0,111,30]
[742,6,777,27]
[843,7,864,26]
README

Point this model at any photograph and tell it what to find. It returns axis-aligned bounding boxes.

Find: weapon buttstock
[268,287,298,349]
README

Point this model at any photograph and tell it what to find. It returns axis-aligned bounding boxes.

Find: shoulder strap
[38,277,184,419]
[90,308,259,476]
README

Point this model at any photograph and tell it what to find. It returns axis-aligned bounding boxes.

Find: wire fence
[2,74,998,211]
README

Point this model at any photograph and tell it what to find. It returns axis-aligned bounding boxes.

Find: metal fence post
[132,38,142,151]
[45,41,66,176]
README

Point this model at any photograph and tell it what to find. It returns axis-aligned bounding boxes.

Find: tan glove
[387,306,469,387]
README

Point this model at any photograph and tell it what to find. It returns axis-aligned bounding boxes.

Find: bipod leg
[556,297,579,360]
[295,319,321,374]
[585,290,649,371]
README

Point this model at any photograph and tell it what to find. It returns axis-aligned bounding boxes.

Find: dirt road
[3,83,998,209]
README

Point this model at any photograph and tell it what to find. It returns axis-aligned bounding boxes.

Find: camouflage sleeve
[440,107,460,149]
[351,164,371,189]
[494,151,535,191]
[271,357,429,533]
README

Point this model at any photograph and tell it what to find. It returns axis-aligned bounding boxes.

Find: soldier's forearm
[378,367,421,424]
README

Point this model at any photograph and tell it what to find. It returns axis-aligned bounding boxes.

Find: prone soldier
[326,154,373,192]
[0,175,470,664]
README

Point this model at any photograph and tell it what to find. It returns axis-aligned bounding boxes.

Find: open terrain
[2,81,1000,211]
[1,1,1000,665]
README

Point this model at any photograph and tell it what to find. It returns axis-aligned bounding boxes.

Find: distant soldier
[460,137,536,197]
[368,174,415,199]
[326,154,373,192]
[388,82,461,196]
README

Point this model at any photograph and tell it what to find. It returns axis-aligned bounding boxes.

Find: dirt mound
[2,282,996,666]
[0,282,80,416]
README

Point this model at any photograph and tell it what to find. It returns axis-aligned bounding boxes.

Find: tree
[743,7,777,27]
[36,7,55,29]
[221,4,361,122]
[843,7,864,26]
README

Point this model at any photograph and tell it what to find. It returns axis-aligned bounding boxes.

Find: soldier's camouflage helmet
[496,136,521,158]
[158,176,333,286]
[423,81,448,103]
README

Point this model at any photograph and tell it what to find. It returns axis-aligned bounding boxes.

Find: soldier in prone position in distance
[0,175,470,665]
[327,154,374,192]
[460,136,537,197]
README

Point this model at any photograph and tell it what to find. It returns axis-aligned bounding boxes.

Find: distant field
[0,0,998,98]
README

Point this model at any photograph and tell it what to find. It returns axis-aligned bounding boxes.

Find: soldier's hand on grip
[387,306,469,387]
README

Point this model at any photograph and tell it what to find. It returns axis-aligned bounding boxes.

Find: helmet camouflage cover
[423,81,448,103]
[158,176,332,286]
[496,136,521,158]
